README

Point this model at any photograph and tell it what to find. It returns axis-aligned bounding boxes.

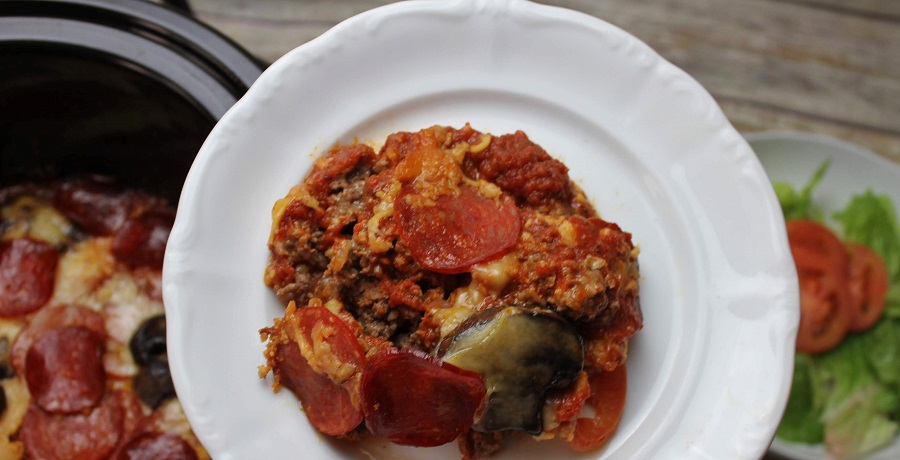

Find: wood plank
[190,0,900,160]
[542,0,900,159]
[191,0,393,63]
[721,98,900,161]
[778,0,900,20]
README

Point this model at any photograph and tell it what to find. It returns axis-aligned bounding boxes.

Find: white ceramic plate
[750,131,900,460]
[163,1,798,459]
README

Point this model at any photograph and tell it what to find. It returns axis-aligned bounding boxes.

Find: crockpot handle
[159,0,192,15]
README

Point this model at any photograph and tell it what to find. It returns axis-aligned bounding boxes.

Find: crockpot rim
[0,0,264,96]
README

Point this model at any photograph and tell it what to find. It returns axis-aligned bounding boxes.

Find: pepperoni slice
[267,306,366,436]
[395,185,520,274]
[0,238,58,317]
[569,366,627,452]
[112,389,147,456]
[547,371,591,423]
[25,326,106,414]
[116,432,198,460]
[111,209,175,269]
[360,348,486,447]
[20,390,127,460]
[11,304,106,378]
[295,307,365,370]
[54,176,133,235]
[275,342,362,436]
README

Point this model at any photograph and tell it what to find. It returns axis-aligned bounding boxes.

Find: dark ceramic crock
[0,0,263,203]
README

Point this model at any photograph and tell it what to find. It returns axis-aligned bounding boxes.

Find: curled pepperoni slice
[295,306,365,370]
[0,238,58,317]
[360,348,485,447]
[54,176,133,235]
[112,209,175,269]
[569,365,627,452]
[26,326,106,414]
[21,390,127,460]
[547,371,591,423]
[117,432,198,460]
[395,186,520,274]
[270,305,366,436]
[275,342,362,436]
[11,304,106,378]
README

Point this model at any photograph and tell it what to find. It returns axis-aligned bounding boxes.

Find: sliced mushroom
[437,306,583,434]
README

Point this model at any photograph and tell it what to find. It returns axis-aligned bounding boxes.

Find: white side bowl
[750,131,900,460]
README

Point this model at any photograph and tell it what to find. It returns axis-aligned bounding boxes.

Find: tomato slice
[786,220,852,354]
[846,242,889,332]
[360,348,485,447]
[568,365,627,452]
[796,274,852,353]
[396,185,520,274]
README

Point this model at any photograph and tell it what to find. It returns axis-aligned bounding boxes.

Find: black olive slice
[437,306,583,434]
[130,314,167,366]
[0,337,14,379]
[133,359,176,409]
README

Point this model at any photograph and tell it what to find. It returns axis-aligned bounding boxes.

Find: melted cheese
[365,181,400,253]
[0,377,28,459]
[97,273,165,378]
[558,219,577,247]
[51,238,116,308]
[429,284,487,339]
[269,184,321,245]
[470,252,519,293]
[1,196,73,246]
[469,134,492,154]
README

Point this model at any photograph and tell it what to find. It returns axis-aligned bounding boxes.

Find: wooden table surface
[189,0,900,164]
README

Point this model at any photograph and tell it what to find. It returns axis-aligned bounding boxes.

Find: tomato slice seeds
[786,219,889,353]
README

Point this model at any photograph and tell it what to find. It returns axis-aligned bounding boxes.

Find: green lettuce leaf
[775,160,829,221]
[834,190,900,282]
[776,354,825,443]
[886,285,900,318]
[862,318,900,385]
[815,335,899,457]
[824,385,899,459]
[774,159,900,457]
[816,334,879,423]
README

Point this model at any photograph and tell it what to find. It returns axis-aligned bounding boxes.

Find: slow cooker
[0,0,263,202]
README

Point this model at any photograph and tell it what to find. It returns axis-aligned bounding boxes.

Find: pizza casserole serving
[260,125,642,458]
